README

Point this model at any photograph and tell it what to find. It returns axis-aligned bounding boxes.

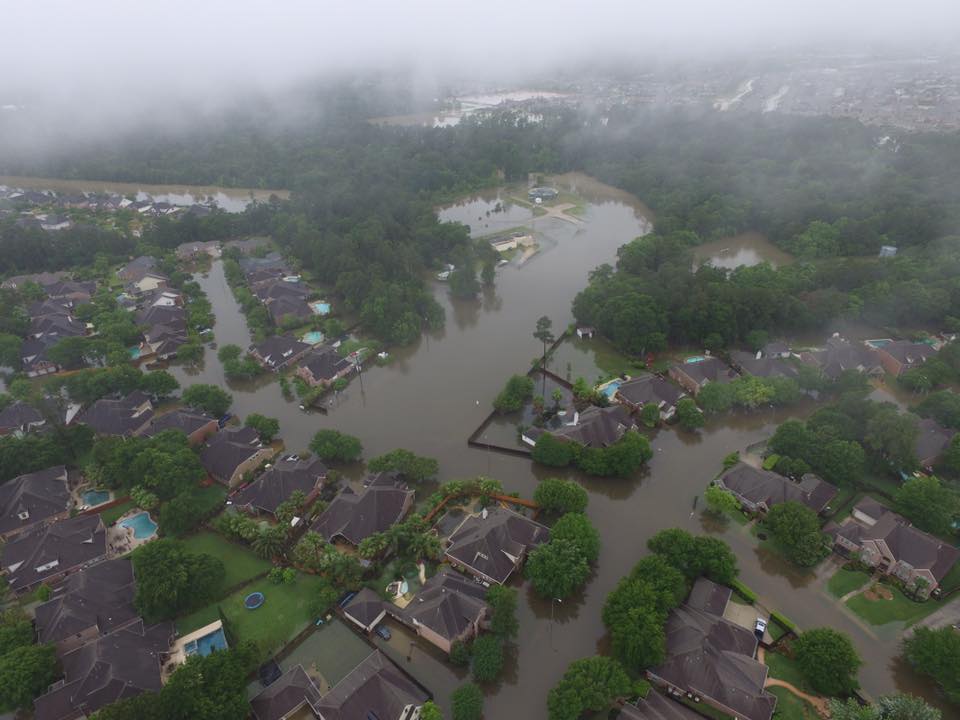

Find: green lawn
[100,500,136,525]
[770,687,819,720]
[176,573,325,658]
[765,652,812,694]
[845,583,946,626]
[827,567,872,598]
[179,531,271,591]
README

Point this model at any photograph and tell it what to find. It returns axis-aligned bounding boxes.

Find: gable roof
[234,456,327,516]
[250,664,322,720]
[3,514,106,591]
[729,352,800,380]
[0,465,70,535]
[342,587,386,630]
[300,346,353,383]
[620,690,707,720]
[398,568,488,643]
[652,579,775,720]
[672,357,737,385]
[616,375,684,407]
[445,506,550,585]
[881,340,937,366]
[33,619,173,720]
[312,650,428,720]
[251,335,310,368]
[914,417,955,465]
[310,473,412,546]
[76,392,154,437]
[34,557,137,648]
[548,404,637,448]
[142,408,217,439]
[718,463,837,513]
[0,400,45,431]
[200,429,265,483]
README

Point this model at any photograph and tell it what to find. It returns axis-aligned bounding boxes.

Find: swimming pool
[118,512,158,540]
[684,356,707,364]
[310,301,331,316]
[602,380,622,399]
[302,330,325,345]
[185,627,228,657]
[81,489,111,507]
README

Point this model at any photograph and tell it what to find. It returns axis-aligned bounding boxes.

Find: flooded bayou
[171,176,952,718]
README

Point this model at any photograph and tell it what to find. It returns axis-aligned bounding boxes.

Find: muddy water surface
[170,178,953,718]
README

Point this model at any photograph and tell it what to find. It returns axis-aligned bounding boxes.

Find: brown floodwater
[0,175,288,212]
[169,178,956,718]
[693,231,796,270]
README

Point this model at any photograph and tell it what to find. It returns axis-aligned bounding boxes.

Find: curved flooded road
[170,178,954,718]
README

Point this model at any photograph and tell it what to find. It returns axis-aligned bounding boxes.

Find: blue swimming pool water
[685,356,707,364]
[119,512,158,539]
[185,627,228,657]
[310,301,331,316]
[303,330,324,344]
[602,380,622,398]
[82,489,111,507]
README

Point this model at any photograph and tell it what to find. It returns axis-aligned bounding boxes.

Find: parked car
[375,624,392,641]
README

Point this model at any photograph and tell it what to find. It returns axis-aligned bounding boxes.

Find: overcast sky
[4,1,958,102]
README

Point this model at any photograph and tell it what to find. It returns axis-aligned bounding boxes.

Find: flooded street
[172,179,951,718]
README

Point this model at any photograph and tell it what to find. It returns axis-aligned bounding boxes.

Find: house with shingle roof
[826,499,959,598]
[715,463,837,515]
[0,400,46,435]
[250,664,322,720]
[648,578,777,720]
[33,619,174,720]
[615,375,685,419]
[876,340,937,377]
[200,427,275,488]
[76,391,154,437]
[2,514,106,594]
[234,456,327,519]
[390,567,489,654]
[669,357,737,396]
[311,650,429,720]
[34,557,139,657]
[342,587,387,633]
[522,404,638,449]
[310,472,413,547]
[250,335,311,372]
[141,408,218,446]
[445,506,550,586]
[914,417,956,469]
[620,690,707,720]
[296,346,354,388]
[0,465,71,540]
[729,351,800,380]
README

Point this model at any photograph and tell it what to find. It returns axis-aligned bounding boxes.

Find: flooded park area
[168,176,954,718]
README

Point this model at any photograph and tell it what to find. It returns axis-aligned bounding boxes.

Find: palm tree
[252,527,286,560]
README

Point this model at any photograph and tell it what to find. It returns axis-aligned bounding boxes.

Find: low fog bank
[1,0,958,155]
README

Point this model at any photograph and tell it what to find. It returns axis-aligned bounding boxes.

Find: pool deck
[106,509,157,557]
[167,620,225,677]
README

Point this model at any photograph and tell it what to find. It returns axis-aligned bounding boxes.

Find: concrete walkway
[758,647,831,717]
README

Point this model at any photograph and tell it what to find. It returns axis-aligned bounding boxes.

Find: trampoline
[244,591,265,610]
